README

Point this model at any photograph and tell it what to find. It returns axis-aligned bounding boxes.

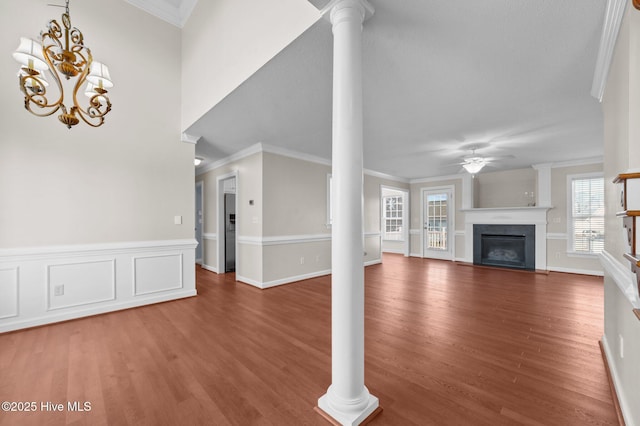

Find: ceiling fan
[453,145,514,175]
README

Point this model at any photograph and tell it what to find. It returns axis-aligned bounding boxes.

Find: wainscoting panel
[0,239,197,333]
[48,260,115,311]
[0,268,18,319]
[134,254,183,296]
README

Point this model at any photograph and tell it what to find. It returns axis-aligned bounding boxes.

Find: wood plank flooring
[0,254,617,425]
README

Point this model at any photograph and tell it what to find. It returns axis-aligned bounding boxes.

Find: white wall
[181,0,320,130]
[601,5,640,425]
[0,0,196,332]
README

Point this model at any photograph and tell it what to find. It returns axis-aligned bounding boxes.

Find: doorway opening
[217,172,237,274]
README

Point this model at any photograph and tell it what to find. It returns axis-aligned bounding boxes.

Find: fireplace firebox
[473,224,535,270]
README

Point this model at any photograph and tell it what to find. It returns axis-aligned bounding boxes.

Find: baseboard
[261,269,332,289]
[236,261,382,289]
[0,289,196,334]
[600,336,631,425]
[599,340,626,426]
[547,266,604,277]
[381,248,404,254]
[235,275,263,289]
[201,264,219,274]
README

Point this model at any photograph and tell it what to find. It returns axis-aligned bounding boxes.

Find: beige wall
[601,5,640,425]
[196,152,263,279]
[198,150,407,285]
[262,153,330,236]
[181,0,320,130]
[261,152,331,284]
[476,168,536,208]
[0,0,193,248]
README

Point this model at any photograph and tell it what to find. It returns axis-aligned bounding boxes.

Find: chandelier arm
[72,52,112,128]
[19,74,61,117]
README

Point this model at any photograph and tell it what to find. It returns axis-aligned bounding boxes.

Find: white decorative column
[316,1,379,425]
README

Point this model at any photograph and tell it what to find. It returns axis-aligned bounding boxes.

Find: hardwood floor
[0,255,618,425]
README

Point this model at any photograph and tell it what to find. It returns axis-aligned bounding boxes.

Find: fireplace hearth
[473,224,535,270]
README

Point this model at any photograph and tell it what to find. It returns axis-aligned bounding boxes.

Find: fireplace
[473,224,535,270]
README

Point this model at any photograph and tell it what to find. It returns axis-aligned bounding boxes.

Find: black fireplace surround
[473,224,535,271]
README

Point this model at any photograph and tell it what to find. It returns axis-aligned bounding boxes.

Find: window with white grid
[570,174,604,254]
[383,195,403,241]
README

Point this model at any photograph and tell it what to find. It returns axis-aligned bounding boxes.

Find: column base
[316,394,381,426]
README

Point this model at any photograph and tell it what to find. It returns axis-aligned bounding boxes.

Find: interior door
[423,189,453,260]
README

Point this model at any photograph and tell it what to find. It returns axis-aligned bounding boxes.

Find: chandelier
[12,0,112,129]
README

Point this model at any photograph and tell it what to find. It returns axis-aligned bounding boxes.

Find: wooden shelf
[634,309,640,321]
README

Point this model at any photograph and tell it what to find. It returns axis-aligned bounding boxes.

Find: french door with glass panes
[423,187,454,260]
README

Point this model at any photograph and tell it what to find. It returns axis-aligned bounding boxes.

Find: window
[383,195,403,241]
[570,175,604,254]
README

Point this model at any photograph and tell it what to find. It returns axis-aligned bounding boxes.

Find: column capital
[321,0,374,25]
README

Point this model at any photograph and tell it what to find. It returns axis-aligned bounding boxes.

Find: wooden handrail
[635,0,640,11]
[613,172,640,183]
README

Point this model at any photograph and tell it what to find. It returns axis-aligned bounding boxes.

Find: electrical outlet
[619,334,624,359]
[316,255,320,263]
[54,285,64,296]
[300,257,305,265]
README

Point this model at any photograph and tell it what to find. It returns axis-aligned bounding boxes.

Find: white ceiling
[175,1,605,179]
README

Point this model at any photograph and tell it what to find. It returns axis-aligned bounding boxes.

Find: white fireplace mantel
[461,206,551,270]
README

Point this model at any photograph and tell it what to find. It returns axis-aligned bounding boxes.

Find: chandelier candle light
[13,0,113,129]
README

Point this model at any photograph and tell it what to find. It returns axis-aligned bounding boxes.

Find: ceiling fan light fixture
[462,158,486,174]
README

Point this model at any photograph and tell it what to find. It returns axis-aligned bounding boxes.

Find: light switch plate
[174,215,182,225]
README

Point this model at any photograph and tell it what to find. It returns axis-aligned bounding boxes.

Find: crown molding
[181,132,201,144]
[363,168,409,183]
[409,173,464,185]
[196,143,264,176]
[548,156,604,169]
[591,0,629,102]
[196,142,408,182]
[261,143,332,167]
[125,0,198,28]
